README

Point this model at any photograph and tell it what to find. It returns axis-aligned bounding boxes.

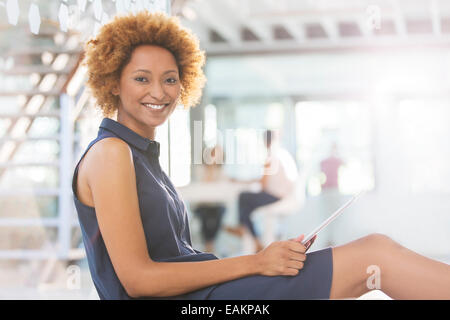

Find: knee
[360,233,398,253]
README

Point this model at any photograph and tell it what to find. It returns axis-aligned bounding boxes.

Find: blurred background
[0,0,449,299]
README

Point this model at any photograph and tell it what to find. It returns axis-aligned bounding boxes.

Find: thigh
[206,247,333,300]
[240,191,279,210]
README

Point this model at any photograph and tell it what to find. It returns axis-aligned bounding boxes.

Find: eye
[166,77,178,84]
[135,77,147,82]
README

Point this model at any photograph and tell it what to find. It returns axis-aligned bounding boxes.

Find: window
[295,100,375,195]
[168,106,191,187]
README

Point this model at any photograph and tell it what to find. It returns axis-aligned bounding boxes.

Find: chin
[146,118,169,128]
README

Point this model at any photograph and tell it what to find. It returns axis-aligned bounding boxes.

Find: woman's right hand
[254,235,307,276]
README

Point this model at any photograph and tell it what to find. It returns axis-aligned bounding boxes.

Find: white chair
[242,174,306,252]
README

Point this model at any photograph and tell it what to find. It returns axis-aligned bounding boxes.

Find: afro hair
[82,10,207,118]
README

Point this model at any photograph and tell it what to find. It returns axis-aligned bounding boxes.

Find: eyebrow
[132,69,178,75]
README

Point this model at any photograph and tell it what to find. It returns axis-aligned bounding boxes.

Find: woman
[72,10,450,300]
[192,145,227,253]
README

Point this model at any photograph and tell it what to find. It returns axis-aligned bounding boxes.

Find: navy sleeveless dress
[72,117,333,300]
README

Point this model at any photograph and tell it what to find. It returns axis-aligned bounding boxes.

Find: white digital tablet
[301,190,366,247]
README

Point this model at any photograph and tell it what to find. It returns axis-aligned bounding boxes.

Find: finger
[284,268,299,276]
[289,252,307,262]
[287,260,304,270]
[287,241,306,253]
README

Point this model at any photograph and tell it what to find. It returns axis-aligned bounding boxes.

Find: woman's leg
[329,233,450,299]
[241,192,279,228]
[194,205,226,253]
[226,191,280,251]
[203,206,226,253]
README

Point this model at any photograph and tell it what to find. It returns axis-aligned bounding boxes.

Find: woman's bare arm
[136,238,307,297]
[85,138,307,298]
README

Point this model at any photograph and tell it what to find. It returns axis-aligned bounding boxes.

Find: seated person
[226,129,298,252]
[192,145,227,253]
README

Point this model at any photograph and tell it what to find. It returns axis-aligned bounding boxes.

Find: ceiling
[2,0,450,57]
[173,0,450,56]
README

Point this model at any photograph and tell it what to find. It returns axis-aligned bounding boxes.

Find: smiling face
[112,44,181,140]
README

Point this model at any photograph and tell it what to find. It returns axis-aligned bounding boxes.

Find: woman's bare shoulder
[82,137,134,186]
[76,137,133,207]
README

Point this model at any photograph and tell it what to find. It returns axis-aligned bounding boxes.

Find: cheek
[122,84,143,102]
[170,84,182,98]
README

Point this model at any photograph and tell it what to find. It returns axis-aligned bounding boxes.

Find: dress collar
[99,118,160,158]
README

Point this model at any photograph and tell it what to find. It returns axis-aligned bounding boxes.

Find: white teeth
[143,103,165,110]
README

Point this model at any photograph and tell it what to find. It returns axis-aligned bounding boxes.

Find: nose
[149,81,166,102]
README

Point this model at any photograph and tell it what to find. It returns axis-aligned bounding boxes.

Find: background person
[225,129,299,252]
[192,145,227,253]
[319,142,345,246]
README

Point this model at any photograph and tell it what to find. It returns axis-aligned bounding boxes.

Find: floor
[0,258,394,300]
[0,206,447,300]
